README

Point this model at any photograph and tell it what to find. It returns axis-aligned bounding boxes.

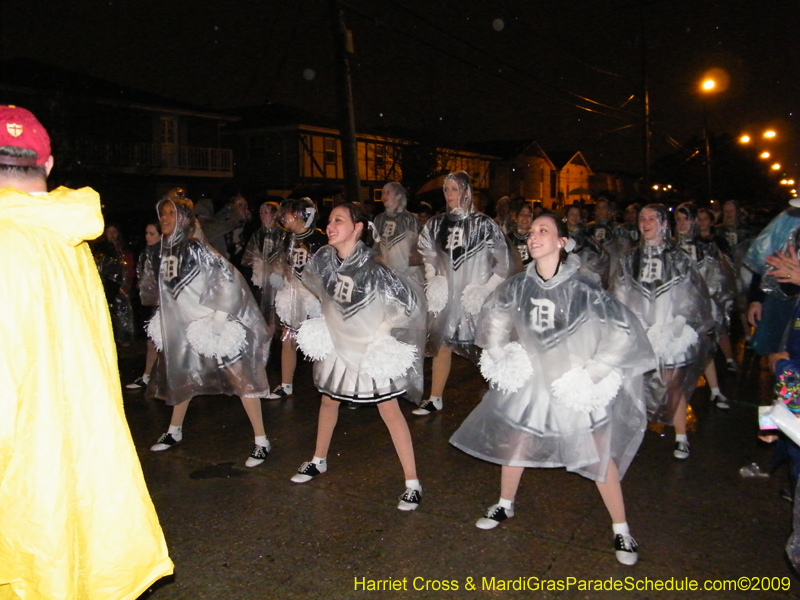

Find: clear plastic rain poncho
[373,184,425,285]
[718,204,753,295]
[418,171,521,362]
[610,205,714,424]
[450,254,653,481]
[675,203,736,335]
[146,195,271,405]
[301,241,427,404]
[568,226,611,288]
[744,208,800,277]
[242,203,287,332]
[585,212,631,277]
[137,242,161,307]
[274,198,328,335]
[507,228,533,266]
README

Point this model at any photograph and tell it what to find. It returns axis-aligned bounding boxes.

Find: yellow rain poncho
[0,186,173,599]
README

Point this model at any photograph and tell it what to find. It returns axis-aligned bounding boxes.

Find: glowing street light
[764,130,776,139]
[702,79,716,91]
[772,163,781,170]
[761,151,771,159]
[740,135,751,143]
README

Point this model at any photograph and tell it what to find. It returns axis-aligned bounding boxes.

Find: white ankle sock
[312,456,326,465]
[282,383,293,393]
[167,425,182,440]
[675,434,688,444]
[405,479,421,492]
[710,387,721,397]
[612,522,630,536]
[255,435,268,447]
[429,396,442,402]
[498,497,514,510]
[142,373,150,383]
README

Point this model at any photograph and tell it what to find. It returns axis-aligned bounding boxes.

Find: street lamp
[761,151,771,159]
[740,135,751,143]
[764,130,776,139]
[699,77,717,202]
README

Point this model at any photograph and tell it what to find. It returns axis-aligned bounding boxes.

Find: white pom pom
[461,282,490,317]
[275,287,293,323]
[360,336,417,381]
[251,259,265,288]
[551,367,622,413]
[296,317,334,361]
[303,293,322,319]
[478,342,534,394]
[186,315,247,359]
[593,369,622,408]
[146,309,163,351]
[269,272,285,290]
[647,320,699,362]
[426,275,448,315]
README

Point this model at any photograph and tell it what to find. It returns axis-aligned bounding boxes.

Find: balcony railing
[73,141,234,177]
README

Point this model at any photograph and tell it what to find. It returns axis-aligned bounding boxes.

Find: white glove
[670,314,686,338]
[212,310,228,335]
[424,263,437,281]
[584,360,613,384]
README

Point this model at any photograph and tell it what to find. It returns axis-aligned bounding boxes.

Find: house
[223,104,497,206]
[0,58,238,213]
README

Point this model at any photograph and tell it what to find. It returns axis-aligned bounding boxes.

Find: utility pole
[328,0,362,204]
[640,0,651,199]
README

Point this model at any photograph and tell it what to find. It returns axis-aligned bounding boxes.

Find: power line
[342,1,634,120]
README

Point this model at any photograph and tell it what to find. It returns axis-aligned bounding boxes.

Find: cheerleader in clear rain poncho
[268,197,328,399]
[450,213,653,565]
[565,203,611,288]
[146,192,273,467]
[126,220,162,390]
[611,204,714,460]
[373,182,427,405]
[674,203,737,409]
[414,171,520,415]
[506,202,535,266]
[290,203,427,510]
[242,201,287,336]
[585,198,630,278]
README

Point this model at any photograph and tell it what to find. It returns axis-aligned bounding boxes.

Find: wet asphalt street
[119,339,799,599]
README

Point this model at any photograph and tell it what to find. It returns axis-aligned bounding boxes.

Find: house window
[374,145,385,170]
[160,116,178,145]
[324,138,337,164]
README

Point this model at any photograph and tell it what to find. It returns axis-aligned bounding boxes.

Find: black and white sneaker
[268,384,293,400]
[712,394,730,409]
[291,460,327,483]
[125,376,149,390]
[476,504,514,530]
[397,488,422,511]
[673,441,690,460]
[614,533,639,565]
[411,398,442,416]
[150,432,181,452]
[245,441,271,467]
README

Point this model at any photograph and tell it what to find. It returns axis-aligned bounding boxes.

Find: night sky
[1,0,797,177]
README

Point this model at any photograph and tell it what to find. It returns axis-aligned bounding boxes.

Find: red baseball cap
[0,105,51,166]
